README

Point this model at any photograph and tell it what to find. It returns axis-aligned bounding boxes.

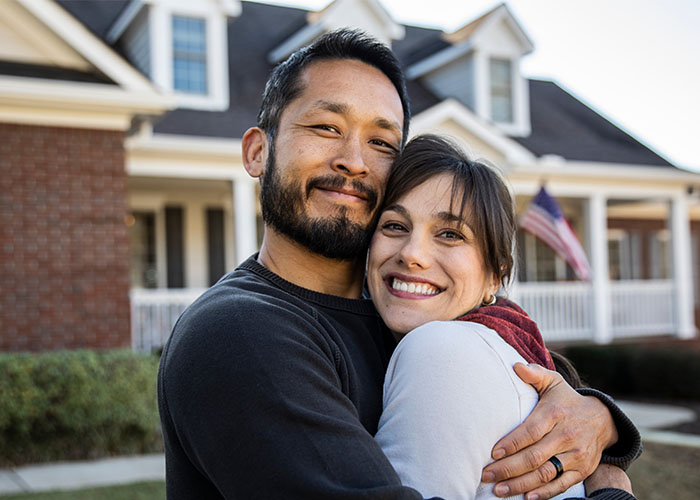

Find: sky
[257,0,700,173]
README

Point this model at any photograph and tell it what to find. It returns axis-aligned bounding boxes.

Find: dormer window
[489,57,513,123]
[109,1,239,111]
[172,15,207,94]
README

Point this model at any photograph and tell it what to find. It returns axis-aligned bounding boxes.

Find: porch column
[588,194,612,343]
[233,176,258,264]
[670,194,696,338]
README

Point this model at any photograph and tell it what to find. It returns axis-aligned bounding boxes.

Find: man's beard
[259,145,379,261]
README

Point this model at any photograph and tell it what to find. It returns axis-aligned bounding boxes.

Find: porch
[130,280,692,353]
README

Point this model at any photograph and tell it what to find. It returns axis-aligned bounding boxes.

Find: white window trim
[474,51,530,137]
[150,3,229,111]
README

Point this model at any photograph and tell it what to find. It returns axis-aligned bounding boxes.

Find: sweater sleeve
[158,292,430,499]
[575,388,643,470]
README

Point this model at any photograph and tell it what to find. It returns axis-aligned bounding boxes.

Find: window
[517,230,573,282]
[649,229,670,279]
[172,15,207,94]
[207,208,226,286]
[489,58,513,123]
[128,212,157,289]
[608,229,642,280]
[165,206,185,288]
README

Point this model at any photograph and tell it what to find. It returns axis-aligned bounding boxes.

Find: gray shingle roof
[513,80,673,166]
[10,1,675,167]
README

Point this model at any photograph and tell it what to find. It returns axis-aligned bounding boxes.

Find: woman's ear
[242,127,268,178]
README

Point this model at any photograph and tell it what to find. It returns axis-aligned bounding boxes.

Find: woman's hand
[481,363,618,500]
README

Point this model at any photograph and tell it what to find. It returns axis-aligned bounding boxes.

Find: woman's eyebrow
[382,204,408,218]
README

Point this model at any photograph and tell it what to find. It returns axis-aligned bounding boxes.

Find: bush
[562,343,700,401]
[0,349,162,466]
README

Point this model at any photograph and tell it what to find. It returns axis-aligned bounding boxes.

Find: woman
[368,135,634,500]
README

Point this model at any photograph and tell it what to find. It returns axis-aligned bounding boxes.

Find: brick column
[0,123,131,351]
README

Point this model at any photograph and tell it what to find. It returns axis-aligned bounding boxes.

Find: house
[1,0,698,353]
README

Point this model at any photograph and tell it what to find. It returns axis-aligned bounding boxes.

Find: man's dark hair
[257,29,411,146]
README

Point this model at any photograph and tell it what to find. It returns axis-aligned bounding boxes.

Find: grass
[1,481,165,500]
[627,441,700,500]
[2,442,699,499]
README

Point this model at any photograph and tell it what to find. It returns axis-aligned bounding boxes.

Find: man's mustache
[306,175,379,212]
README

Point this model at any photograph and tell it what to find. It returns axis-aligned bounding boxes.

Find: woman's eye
[382,222,406,232]
[439,230,464,241]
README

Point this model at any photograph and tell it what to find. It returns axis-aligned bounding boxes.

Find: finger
[483,428,579,484]
[490,453,585,499]
[488,399,561,460]
[513,362,564,395]
[523,472,582,500]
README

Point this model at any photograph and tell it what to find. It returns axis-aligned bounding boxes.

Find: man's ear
[242,127,268,178]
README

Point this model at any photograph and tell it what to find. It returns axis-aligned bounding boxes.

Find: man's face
[260,59,404,260]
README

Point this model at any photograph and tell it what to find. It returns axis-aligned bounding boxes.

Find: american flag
[520,186,591,281]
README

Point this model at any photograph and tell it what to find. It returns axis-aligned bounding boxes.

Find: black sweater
[158,256,639,499]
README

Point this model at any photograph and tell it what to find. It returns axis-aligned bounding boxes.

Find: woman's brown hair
[383,134,516,288]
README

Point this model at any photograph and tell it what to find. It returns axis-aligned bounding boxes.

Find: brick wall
[0,123,131,351]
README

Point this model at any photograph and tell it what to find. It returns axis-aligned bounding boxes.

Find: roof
[57,0,130,40]
[514,80,673,167]
[6,0,676,167]
[0,60,113,84]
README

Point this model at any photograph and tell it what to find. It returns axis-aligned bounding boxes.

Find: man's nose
[331,136,369,177]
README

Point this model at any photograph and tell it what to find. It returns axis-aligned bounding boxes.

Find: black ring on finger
[548,456,564,480]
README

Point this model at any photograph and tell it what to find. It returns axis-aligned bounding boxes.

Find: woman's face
[368,173,498,338]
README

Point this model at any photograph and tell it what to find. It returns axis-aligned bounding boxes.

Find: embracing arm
[158,296,427,499]
[481,364,640,500]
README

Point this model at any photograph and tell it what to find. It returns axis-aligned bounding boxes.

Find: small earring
[482,295,497,306]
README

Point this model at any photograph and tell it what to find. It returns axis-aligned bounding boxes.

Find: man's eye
[312,125,339,133]
[370,139,397,152]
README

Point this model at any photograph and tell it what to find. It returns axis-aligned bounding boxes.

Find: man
[158,30,639,499]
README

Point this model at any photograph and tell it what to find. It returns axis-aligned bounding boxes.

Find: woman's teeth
[391,278,439,296]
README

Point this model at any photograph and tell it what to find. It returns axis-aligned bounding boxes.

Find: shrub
[562,343,700,401]
[0,349,162,466]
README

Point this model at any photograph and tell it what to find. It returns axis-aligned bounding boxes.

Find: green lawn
[1,481,165,500]
[3,442,699,499]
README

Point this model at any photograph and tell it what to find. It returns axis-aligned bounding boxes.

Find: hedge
[0,349,162,467]
[562,343,700,402]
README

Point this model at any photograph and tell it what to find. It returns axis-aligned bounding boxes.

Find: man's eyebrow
[374,117,402,137]
[313,100,349,114]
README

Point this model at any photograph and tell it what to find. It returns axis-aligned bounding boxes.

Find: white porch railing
[130,280,679,351]
[512,282,594,342]
[610,280,675,338]
[511,279,676,343]
[130,288,207,353]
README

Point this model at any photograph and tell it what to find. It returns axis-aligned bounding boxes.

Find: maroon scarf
[456,298,555,370]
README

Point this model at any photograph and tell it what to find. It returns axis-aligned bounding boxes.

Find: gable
[0,0,171,130]
[411,99,535,167]
[0,0,90,70]
[475,17,525,57]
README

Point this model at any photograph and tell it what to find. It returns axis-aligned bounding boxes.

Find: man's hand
[584,464,633,496]
[481,363,618,500]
